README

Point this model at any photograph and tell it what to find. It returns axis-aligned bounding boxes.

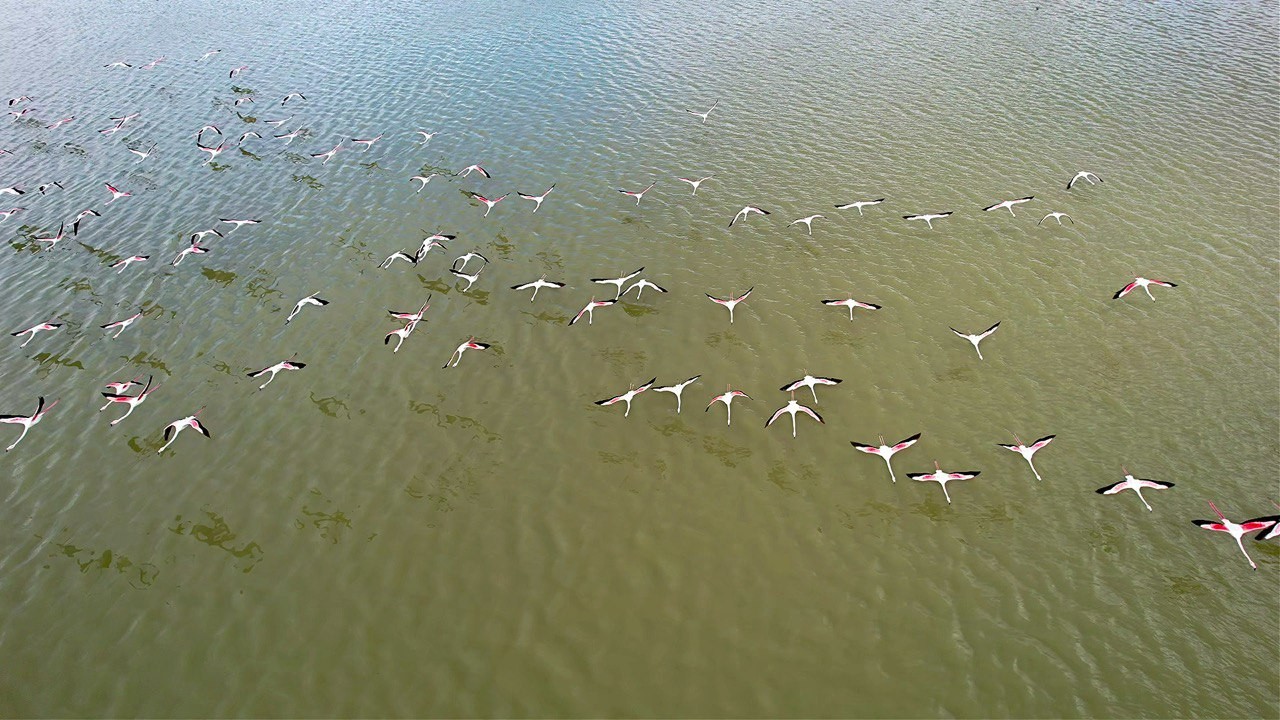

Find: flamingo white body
[997,434,1054,481]
[677,175,713,195]
[457,164,490,178]
[100,311,141,339]
[1113,277,1177,301]
[903,212,952,229]
[385,320,419,353]
[127,144,156,163]
[99,375,156,426]
[449,263,485,292]
[729,205,769,227]
[595,378,656,418]
[104,378,143,395]
[653,375,700,413]
[219,218,260,232]
[351,134,382,150]
[1192,501,1275,570]
[834,198,884,215]
[1067,171,1102,190]
[822,298,881,321]
[982,196,1033,216]
[950,322,1000,360]
[0,396,58,452]
[415,131,439,143]
[410,174,441,192]
[591,267,643,299]
[171,239,209,266]
[1095,469,1173,512]
[850,432,920,483]
[706,287,752,324]
[706,386,750,426]
[379,251,418,269]
[569,297,615,326]
[110,255,148,273]
[384,300,430,352]
[0,208,25,221]
[765,394,824,438]
[191,229,224,244]
[158,411,210,453]
[511,276,564,302]
[417,233,453,259]
[11,322,61,348]
[623,279,668,299]
[443,337,490,368]
[248,359,305,390]
[517,184,555,211]
[789,214,824,235]
[619,181,656,205]
[685,101,718,123]
[285,294,329,324]
[1246,506,1280,541]
[1039,212,1073,226]
[779,374,842,404]
[33,222,65,251]
[198,142,227,165]
[907,461,980,504]
[281,92,306,105]
[72,209,100,235]
[310,143,341,164]
[472,193,507,217]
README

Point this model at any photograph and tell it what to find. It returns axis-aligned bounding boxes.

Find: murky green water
[0,1,1277,717]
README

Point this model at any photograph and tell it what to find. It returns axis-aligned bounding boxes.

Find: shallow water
[0,1,1277,717]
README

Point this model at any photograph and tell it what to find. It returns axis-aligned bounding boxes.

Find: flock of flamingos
[1,51,1277,571]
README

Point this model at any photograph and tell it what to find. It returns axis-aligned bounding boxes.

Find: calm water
[0,1,1277,717]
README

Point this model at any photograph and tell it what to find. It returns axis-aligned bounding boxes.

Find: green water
[0,1,1276,717]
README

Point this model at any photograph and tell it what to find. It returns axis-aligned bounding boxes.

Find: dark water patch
[119,351,171,376]
[42,535,158,589]
[170,510,264,573]
[292,174,323,190]
[309,392,350,419]
[407,398,501,443]
[200,267,237,286]
[295,489,353,544]
[31,352,85,375]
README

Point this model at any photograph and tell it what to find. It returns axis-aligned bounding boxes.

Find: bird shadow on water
[765,460,819,494]
[520,309,569,325]
[292,173,324,190]
[295,488,355,544]
[120,351,172,376]
[309,392,352,419]
[705,331,749,350]
[169,509,264,573]
[405,460,481,514]
[55,276,102,304]
[39,532,159,589]
[30,352,85,378]
[200,267,237,287]
[937,364,977,383]
[838,500,903,530]
[407,397,501,443]
[621,303,659,318]
[417,276,451,294]
[245,269,283,301]
[594,347,648,375]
